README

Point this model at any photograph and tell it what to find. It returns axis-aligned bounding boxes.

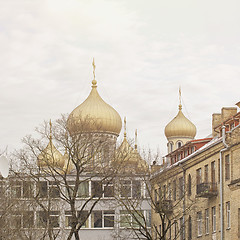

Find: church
[0,61,151,240]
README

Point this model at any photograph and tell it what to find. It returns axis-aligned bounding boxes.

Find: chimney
[221,107,237,122]
[212,113,221,137]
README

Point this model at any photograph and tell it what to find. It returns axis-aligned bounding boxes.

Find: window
[103,182,114,198]
[23,181,34,198]
[204,165,208,183]
[188,174,191,196]
[49,211,60,228]
[11,212,21,229]
[218,159,220,183]
[179,177,184,199]
[177,141,182,148]
[37,181,48,198]
[11,182,22,198]
[212,206,216,233]
[174,220,177,240]
[146,210,151,228]
[180,217,185,240]
[23,211,34,228]
[68,181,89,198]
[65,211,73,228]
[65,211,89,228]
[169,220,172,239]
[169,142,173,152]
[37,211,47,228]
[103,211,115,227]
[78,182,89,198]
[163,185,166,200]
[132,181,141,198]
[196,168,202,185]
[120,210,147,229]
[120,180,142,198]
[197,212,202,236]
[120,180,131,198]
[205,209,209,234]
[168,183,172,200]
[120,210,131,228]
[37,211,59,228]
[226,202,230,229]
[225,155,230,180]
[211,161,216,183]
[173,180,177,201]
[92,181,103,198]
[92,211,114,228]
[188,216,192,240]
[49,181,60,198]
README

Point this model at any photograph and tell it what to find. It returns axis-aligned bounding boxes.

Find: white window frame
[226,202,230,229]
[212,206,216,233]
[205,208,209,234]
[197,211,202,237]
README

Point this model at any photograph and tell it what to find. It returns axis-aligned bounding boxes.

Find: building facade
[151,101,240,240]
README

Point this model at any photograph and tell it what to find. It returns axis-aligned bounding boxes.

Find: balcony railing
[196,182,218,198]
[155,199,173,214]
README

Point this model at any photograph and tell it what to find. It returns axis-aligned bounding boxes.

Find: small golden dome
[67,80,122,136]
[38,139,65,169]
[165,104,196,139]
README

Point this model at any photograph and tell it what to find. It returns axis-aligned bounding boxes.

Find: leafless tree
[113,154,196,240]
[7,115,126,240]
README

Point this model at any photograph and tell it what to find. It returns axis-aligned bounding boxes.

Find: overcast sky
[1,0,240,158]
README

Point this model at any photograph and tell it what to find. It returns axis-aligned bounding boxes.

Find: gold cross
[179,86,182,105]
[92,58,96,80]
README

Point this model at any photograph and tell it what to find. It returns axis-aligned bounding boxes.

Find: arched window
[177,141,183,149]
[188,174,192,196]
[168,142,173,153]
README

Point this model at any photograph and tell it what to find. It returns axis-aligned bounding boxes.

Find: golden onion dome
[67,79,122,136]
[165,104,196,139]
[37,139,65,169]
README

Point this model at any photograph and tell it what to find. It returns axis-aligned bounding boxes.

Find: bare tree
[113,154,196,240]
[8,115,125,240]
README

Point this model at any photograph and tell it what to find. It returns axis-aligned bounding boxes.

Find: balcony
[155,199,173,214]
[196,182,218,198]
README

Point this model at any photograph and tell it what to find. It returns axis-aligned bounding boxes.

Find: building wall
[151,125,240,240]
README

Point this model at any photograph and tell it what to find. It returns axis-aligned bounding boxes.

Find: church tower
[164,88,196,153]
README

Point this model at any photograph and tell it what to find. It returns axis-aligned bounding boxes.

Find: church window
[177,141,182,149]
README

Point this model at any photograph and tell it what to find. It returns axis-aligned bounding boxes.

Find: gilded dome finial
[124,116,127,138]
[179,86,182,110]
[135,129,138,150]
[92,58,97,87]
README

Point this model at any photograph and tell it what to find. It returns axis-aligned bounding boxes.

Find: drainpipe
[220,126,229,240]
